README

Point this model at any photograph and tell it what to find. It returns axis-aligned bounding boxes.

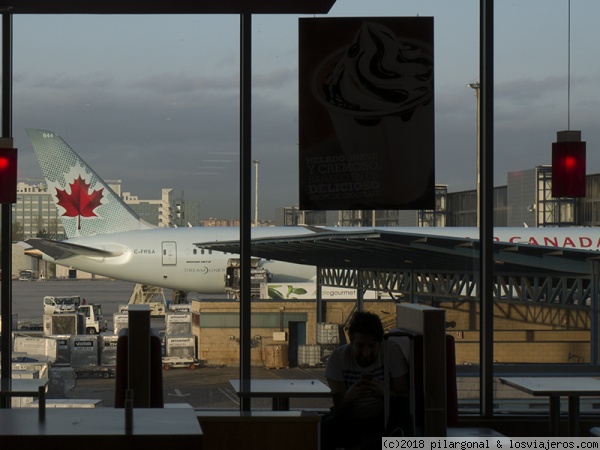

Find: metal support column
[479,0,495,418]
[357,269,364,312]
[409,269,415,303]
[239,12,252,412]
[316,267,324,323]
[0,11,12,408]
[591,260,599,364]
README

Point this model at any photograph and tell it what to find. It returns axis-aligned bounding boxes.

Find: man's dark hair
[347,311,384,343]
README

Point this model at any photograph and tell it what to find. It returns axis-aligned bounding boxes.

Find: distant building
[275,185,449,227]
[200,218,240,227]
[14,181,64,240]
[276,167,600,229]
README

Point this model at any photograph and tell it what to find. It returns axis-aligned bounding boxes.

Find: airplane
[23,128,319,293]
[23,128,600,294]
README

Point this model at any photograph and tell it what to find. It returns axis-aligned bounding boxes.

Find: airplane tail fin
[26,129,156,238]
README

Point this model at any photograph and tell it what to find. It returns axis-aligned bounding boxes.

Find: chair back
[385,329,458,433]
[114,327,164,408]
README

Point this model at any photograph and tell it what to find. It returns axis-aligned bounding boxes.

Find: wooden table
[229,379,331,411]
[500,376,600,437]
[0,407,203,449]
[198,410,321,450]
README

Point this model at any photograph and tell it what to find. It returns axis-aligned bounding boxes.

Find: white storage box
[298,345,321,366]
[317,322,340,345]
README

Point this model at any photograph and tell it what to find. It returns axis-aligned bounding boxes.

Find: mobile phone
[361,373,373,381]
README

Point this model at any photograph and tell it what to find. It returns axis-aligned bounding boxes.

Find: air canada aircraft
[23,129,600,294]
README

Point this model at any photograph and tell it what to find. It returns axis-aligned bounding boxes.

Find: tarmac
[8,279,332,410]
[66,365,330,409]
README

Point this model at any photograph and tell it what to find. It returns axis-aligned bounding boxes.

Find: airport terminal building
[277,165,600,230]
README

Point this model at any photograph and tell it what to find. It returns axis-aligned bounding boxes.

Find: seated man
[321,311,411,450]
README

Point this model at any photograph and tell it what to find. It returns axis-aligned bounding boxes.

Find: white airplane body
[24,129,600,294]
[46,227,323,292]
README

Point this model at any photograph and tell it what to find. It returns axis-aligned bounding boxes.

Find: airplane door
[162,241,177,265]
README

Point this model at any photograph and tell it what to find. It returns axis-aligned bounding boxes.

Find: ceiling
[0,0,337,14]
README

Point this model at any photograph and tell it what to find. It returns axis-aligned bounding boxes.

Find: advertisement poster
[299,17,435,210]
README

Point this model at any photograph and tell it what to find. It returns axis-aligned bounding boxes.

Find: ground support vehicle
[169,290,191,312]
[225,258,270,299]
[45,303,107,335]
[42,295,106,334]
[162,356,200,371]
[78,304,108,335]
[43,295,81,314]
[19,269,39,281]
[120,284,167,317]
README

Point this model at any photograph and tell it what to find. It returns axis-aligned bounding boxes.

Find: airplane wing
[24,238,123,261]
[195,229,479,271]
[194,229,597,274]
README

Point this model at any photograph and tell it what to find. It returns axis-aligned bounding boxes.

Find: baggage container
[47,366,76,396]
[113,313,129,335]
[165,312,192,335]
[70,335,115,378]
[100,334,118,367]
[11,361,49,379]
[54,335,71,365]
[163,335,198,370]
[13,335,57,363]
[165,335,195,358]
[70,335,99,367]
[43,313,84,336]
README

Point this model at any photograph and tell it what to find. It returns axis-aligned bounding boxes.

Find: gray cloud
[15,65,600,219]
[13,0,600,217]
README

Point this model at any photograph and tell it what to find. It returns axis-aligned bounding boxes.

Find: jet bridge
[318,267,594,310]
[196,229,600,310]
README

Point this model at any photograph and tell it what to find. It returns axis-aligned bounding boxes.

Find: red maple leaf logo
[55,176,104,230]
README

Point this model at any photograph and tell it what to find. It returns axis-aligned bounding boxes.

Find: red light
[552,141,586,198]
[564,156,577,170]
[0,148,17,203]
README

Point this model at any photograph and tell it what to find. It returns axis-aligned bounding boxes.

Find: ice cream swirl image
[302,18,435,209]
[318,21,433,117]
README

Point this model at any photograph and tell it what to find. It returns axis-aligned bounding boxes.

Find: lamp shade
[552,140,586,198]
[0,148,17,204]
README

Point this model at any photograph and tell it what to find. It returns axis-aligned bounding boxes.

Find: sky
[9,0,600,220]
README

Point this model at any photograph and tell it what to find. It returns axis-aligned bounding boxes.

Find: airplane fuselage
[51,226,319,293]
[40,226,600,294]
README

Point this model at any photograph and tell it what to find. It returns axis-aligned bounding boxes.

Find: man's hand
[345,378,383,401]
